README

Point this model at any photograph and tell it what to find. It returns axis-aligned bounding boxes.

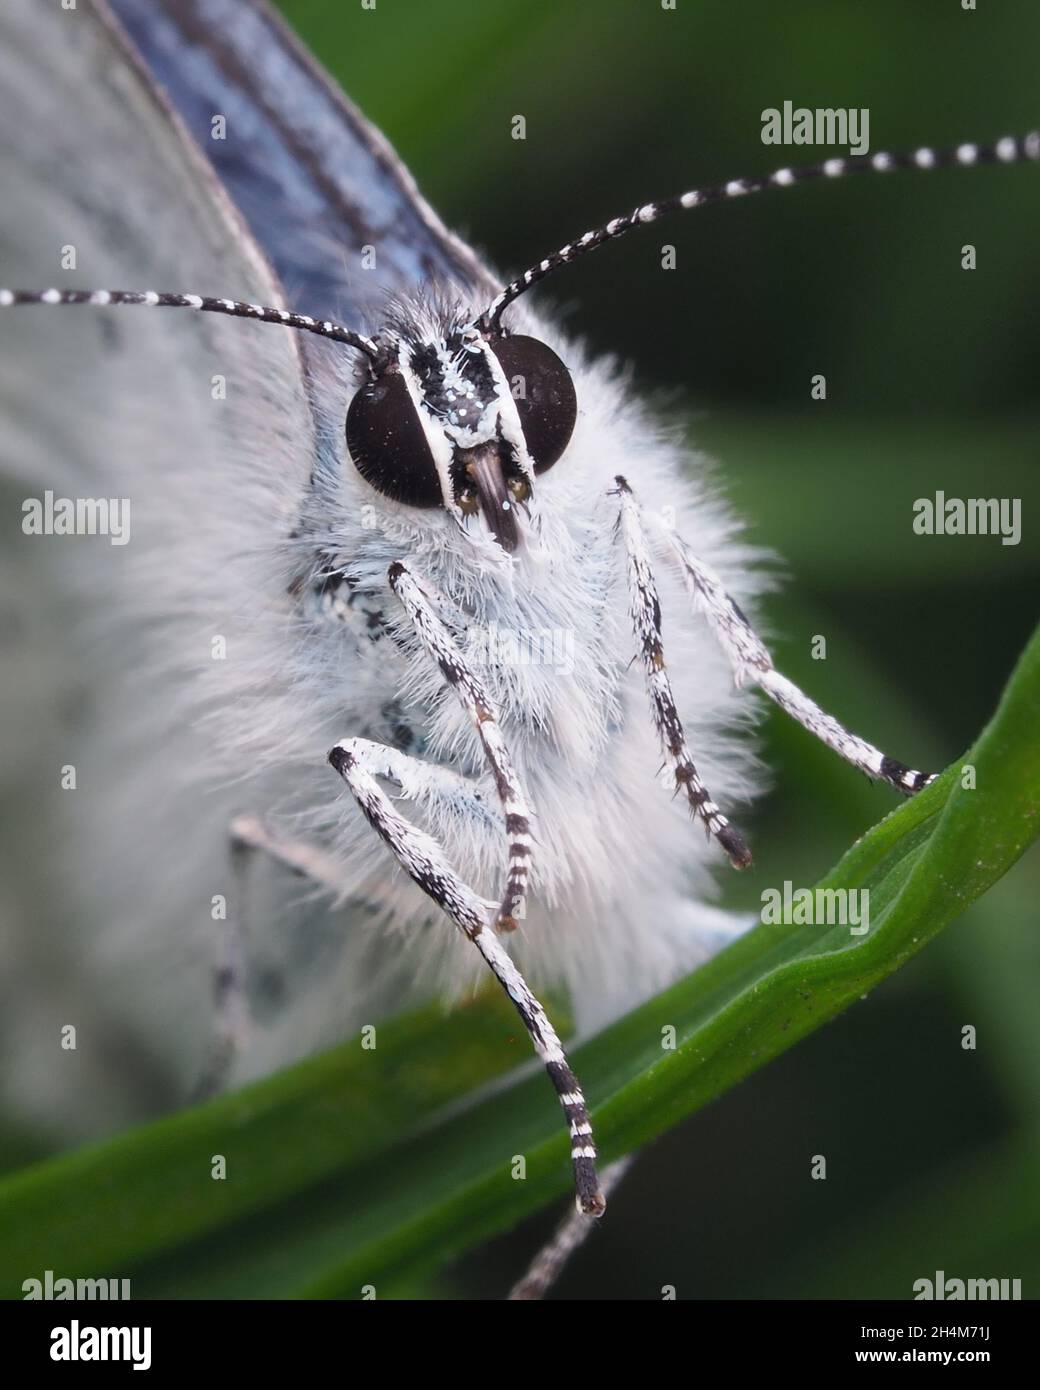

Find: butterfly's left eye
[488,335,576,472]
[345,369,443,507]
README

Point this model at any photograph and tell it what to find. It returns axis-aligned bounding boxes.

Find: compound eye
[489,335,576,472]
[345,369,443,508]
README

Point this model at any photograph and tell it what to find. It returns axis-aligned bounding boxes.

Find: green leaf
[1,623,1037,1299]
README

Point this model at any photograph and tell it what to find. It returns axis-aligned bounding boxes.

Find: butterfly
[0,0,1035,1240]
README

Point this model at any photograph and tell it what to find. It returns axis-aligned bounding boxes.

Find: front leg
[329,737,604,1215]
[387,560,534,927]
[331,559,604,1214]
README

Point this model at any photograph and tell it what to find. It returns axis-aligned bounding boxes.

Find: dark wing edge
[103,0,499,330]
[252,0,499,296]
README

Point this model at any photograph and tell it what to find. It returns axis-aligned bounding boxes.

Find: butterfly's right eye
[345,370,443,508]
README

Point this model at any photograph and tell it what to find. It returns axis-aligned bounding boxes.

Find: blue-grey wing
[102,0,498,329]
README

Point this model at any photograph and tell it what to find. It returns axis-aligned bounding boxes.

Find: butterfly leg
[387,560,535,927]
[190,822,259,1101]
[612,477,753,869]
[328,559,604,1215]
[329,737,604,1214]
[653,517,938,795]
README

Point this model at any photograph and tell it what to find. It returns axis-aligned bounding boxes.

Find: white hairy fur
[280,302,770,1013]
[0,0,769,1140]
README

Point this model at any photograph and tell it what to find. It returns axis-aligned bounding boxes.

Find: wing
[102,0,498,327]
[0,0,316,494]
[0,0,502,1148]
[0,0,341,1138]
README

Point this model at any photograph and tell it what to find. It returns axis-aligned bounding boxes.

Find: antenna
[0,287,379,359]
[478,131,1040,331]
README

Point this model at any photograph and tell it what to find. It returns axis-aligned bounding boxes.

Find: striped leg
[661,530,937,795]
[329,739,605,1216]
[235,745,501,890]
[614,477,753,869]
[388,561,534,928]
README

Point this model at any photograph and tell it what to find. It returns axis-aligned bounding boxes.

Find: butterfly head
[345,306,576,552]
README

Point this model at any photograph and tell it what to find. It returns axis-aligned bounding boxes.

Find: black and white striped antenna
[0,287,380,359]
[4,131,1037,354]
[478,130,1040,331]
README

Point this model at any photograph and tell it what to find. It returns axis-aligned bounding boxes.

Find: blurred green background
[270,0,1039,1298]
